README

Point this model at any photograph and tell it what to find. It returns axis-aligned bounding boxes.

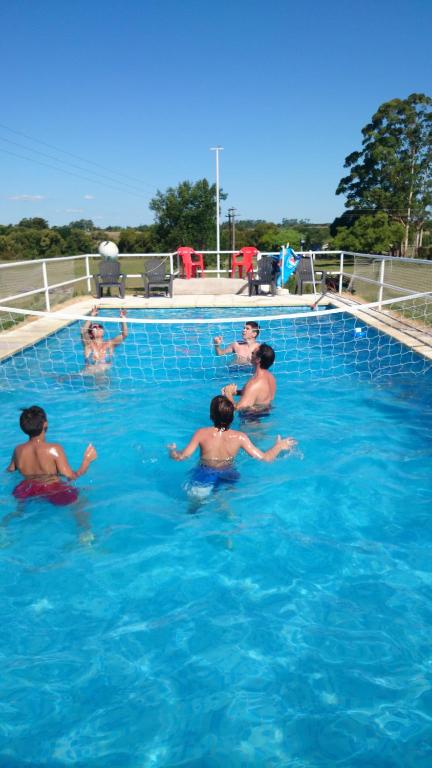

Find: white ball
[98,240,119,259]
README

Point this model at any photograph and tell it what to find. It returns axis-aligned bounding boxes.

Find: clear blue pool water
[88,306,327,320]
[0,308,432,767]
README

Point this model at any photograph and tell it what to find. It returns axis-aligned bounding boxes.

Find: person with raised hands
[168,395,296,498]
[213,321,260,365]
[81,305,128,371]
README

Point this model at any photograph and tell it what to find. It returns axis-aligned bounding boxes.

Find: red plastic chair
[177,247,205,279]
[231,246,258,278]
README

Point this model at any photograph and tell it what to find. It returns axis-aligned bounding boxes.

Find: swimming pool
[1,307,432,766]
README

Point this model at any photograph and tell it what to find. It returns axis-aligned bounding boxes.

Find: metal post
[210,146,223,277]
[227,207,237,275]
[311,252,316,293]
[85,255,92,293]
[378,258,385,308]
[169,251,174,276]
[227,209,232,276]
[339,252,344,293]
[231,209,236,252]
[42,261,51,312]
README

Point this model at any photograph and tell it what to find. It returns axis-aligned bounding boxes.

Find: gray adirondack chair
[294,255,326,294]
[142,257,173,298]
[248,256,276,296]
[94,259,126,298]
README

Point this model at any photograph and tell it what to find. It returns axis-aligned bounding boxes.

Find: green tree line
[1,208,430,263]
[0,213,334,261]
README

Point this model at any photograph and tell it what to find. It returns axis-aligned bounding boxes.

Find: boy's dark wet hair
[210,395,234,430]
[20,405,47,438]
[246,321,260,338]
[255,343,275,370]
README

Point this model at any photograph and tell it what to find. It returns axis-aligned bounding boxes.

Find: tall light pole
[226,207,238,275]
[227,207,237,251]
[210,145,223,276]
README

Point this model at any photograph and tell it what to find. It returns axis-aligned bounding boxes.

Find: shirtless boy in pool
[213,321,260,365]
[6,405,97,507]
[81,306,128,371]
[168,395,296,493]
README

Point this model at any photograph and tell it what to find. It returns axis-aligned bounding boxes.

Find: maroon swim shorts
[13,479,79,506]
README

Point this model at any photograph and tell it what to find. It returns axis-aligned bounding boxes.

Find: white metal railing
[334,251,432,309]
[0,250,431,312]
[0,250,259,309]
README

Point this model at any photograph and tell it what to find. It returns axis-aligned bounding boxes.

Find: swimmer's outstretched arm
[111,309,128,346]
[168,430,203,461]
[239,433,297,462]
[81,306,99,343]
[52,443,97,480]
[213,336,234,356]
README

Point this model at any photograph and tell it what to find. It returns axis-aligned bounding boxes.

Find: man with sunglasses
[81,306,128,371]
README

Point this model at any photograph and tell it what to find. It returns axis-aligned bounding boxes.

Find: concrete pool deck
[1,290,432,362]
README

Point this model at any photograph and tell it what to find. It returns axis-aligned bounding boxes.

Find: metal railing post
[378,258,385,308]
[169,252,174,276]
[311,252,316,293]
[85,255,92,293]
[339,252,344,293]
[42,261,51,311]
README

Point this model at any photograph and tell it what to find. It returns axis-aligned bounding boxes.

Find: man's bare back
[222,343,277,412]
[7,406,97,484]
[5,407,97,539]
[10,440,96,482]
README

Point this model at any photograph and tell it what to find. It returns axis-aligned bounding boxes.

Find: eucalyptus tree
[336,93,432,255]
[331,213,404,254]
[17,217,49,230]
[149,179,227,251]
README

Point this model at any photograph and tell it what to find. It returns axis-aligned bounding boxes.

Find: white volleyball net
[0,293,431,393]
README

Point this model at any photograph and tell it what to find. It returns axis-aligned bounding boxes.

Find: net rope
[0,293,431,392]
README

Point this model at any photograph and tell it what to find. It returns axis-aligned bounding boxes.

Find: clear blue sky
[1,0,431,227]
